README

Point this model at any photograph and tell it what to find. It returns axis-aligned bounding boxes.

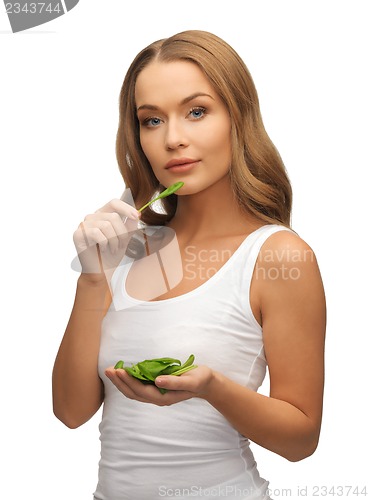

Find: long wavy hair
[116,30,292,227]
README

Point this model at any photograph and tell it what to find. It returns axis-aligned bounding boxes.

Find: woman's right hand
[73,198,141,284]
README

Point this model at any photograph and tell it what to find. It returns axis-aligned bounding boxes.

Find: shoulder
[258,227,317,271]
[249,227,326,334]
[252,227,324,303]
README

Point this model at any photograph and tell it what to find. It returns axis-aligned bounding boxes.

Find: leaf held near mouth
[138,182,184,212]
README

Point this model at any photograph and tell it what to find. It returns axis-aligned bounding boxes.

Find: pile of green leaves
[114,354,197,394]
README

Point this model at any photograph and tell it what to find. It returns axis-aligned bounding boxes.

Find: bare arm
[202,231,326,461]
[52,198,140,428]
[52,276,110,428]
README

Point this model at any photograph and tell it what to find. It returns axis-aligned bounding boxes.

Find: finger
[85,211,138,250]
[81,220,117,253]
[79,221,89,248]
[100,212,131,250]
[93,220,119,254]
[155,372,198,393]
[82,226,109,252]
[73,223,89,252]
[108,369,190,405]
[73,225,103,274]
[118,371,194,404]
[74,223,104,256]
[96,199,141,221]
[106,370,155,403]
[115,370,163,398]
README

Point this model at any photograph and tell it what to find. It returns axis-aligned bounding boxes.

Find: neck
[167,175,261,240]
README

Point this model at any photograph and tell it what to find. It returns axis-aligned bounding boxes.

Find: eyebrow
[136,92,215,112]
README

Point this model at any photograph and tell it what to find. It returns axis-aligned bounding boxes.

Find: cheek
[140,133,158,165]
[202,124,232,160]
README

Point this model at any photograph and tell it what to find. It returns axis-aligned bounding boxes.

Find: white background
[1,1,368,499]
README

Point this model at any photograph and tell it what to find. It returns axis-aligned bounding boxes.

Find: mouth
[165,158,199,172]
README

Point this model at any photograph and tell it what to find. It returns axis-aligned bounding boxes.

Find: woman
[52,30,326,499]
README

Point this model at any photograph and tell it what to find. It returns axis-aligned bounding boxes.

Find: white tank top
[94,224,290,500]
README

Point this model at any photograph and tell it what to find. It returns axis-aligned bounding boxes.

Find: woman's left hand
[104,365,214,406]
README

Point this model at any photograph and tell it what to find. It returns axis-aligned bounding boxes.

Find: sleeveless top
[93,224,290,500]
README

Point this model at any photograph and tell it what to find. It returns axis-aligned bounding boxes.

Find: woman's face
[135,60,232,195]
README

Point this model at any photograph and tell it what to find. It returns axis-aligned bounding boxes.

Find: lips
[165,158,199,169]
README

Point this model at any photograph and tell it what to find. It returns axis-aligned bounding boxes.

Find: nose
[164,120,188,150]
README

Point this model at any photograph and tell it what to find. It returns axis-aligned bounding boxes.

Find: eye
[188,107,206,120]
[142,117,163,128]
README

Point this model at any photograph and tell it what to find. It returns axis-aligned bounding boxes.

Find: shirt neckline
[120,224,273,306]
